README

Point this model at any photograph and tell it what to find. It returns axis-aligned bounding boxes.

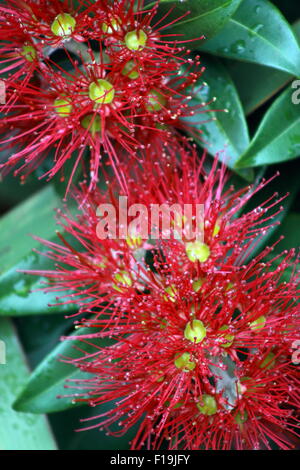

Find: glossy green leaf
[199,0,300,76]
[0,174,45,210]
[13,328,111,414]
[0,185,79,316]
[182,56,250,170]
[0,252,77,316]
[226,60,291,116]
[15,313,139,450]
[0,318,57,450]
[0,185,61,276]
[225,20,300,115]
[149,0,242,43]
[16,314,77,369]
[235,87,300,168]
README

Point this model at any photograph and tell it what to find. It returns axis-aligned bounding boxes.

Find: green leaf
[149,0,242,43]
[13,328,111,414]
[16,314,77,369]
[0,185,61,276]
[0,174,45,210]
[0,252,77,316]
[224,20,300,115]
[235,87,300,168]
[199,0,300,76]
[182,56,251,175]
[0,318,57,450]
[0,185,79,316]
[226,60,291,116]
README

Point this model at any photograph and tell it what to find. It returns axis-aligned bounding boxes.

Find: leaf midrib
[240,116,300,166]
[150,0,233,29]
[228,17,300,73]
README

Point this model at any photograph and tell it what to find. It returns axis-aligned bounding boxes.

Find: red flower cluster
[2,0,298,453]
[0,0,210,192]
[32,150,300,450]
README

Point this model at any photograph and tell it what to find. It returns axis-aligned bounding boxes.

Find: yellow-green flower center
[112,271,132,292]
[122,60,139,79]
[125,29,147,51]
[249,315,266,331]
[260,352,275,369]
[192,278,204,292]
[185,241,210,263]
[163,285,177,303]
[54,97,72,117]
[174,352,196,371]
[219,325,234,348]
[196,395,217,416]
[51,13,76,37]
[81,114,102,135]
[184,319,206,344]
[213,222,221,236]
[226,282,234,292]
[102,17,121,34]
[235,410,248,426]
[89,79,115,105]
[126,235,142,249]
[146,90,166,112]
[21,44,36,62]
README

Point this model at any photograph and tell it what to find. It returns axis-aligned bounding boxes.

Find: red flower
[159,354,300,450]
[27,150,300,449]
[0,0,211,192]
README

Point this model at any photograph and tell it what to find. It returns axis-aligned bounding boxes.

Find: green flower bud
[213,222,221,236]
[54,97,72,117]
[89,79,115,105]
[219,325,234,348]
[163,285,177,303]
[192,278,204,292]
[51,13,76,37]
[125,29,147,51]
[174,352,196,371]
[21,44,36,62]
[196,395,217,416]
[81,114,102,135]
[185,241,210,263]
[146,90,166,112]
[184,319,206,344]
[235,410,248,426]
[122,60,139,79]
[102,17,121,34]
[260,352,275,370]
[249,315,266,331]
